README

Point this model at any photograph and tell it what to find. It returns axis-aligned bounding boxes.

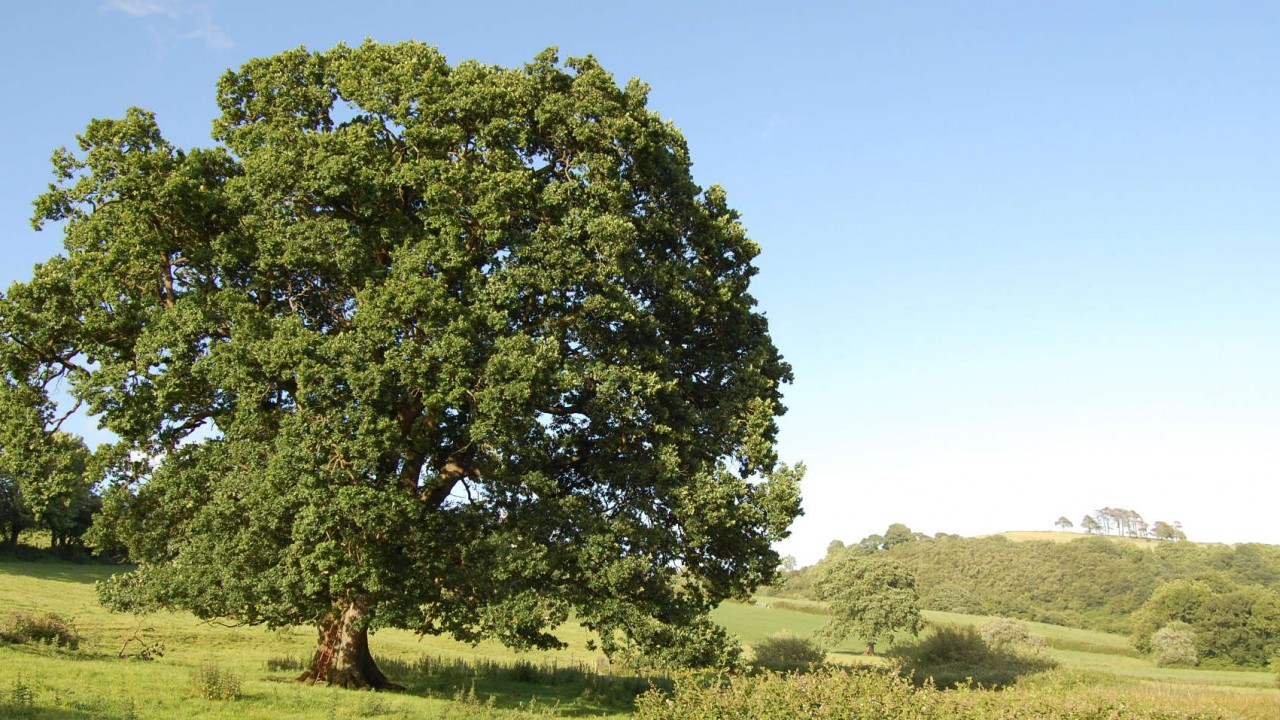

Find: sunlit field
[3,555,1279,719]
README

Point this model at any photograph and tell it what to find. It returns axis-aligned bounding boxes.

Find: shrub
[1151,622,1199,667]
[0,611,83,650]
[8,676,35,710]
[190,660,242,701]
[265,654,306,672]
[979,617,1047,651]
[903,625,990,666]
[895,624,1056,689]
[749,632,827,673]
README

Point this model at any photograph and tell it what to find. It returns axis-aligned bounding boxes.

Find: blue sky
[2,1,1279,563]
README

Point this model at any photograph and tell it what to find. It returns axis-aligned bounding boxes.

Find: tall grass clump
[264,654,306,672]
[376,654,663,711]
[190,660,243,701]
[0,611,83,650]
[6,676,36,715]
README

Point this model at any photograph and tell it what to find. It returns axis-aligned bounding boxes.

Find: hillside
[782,529,1280,664]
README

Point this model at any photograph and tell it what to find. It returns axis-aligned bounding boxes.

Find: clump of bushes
[898,625,990,668]
[1151,622,1198,667]
[190,661,242,701]
[979,617,1047,651]
[0,611,83,650]
[894,624,1056,689]
[749,632,827,673]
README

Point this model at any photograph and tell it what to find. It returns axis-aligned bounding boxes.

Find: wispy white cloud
[103,0,232,50]
[105,0,181,18]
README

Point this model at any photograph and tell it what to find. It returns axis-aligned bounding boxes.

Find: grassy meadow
[2,553,1280,719]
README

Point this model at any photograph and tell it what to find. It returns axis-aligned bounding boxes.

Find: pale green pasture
[1051,649,1275,689]
[0,558,631,718]
[925,609,1136,655]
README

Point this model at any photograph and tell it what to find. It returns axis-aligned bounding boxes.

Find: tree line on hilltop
[1055,507,1186,541]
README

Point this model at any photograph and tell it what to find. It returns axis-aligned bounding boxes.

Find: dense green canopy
[0,41,801,685]
[815,554,922,652]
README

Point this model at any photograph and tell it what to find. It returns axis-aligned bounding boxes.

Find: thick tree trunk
[298,599,400,690]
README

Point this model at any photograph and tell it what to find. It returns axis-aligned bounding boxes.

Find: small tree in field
[815,554,922,654]
[1151,521,1186,541]
[1054,516,1073,531]
[1151,622,1198,667]
[0,42,802,688]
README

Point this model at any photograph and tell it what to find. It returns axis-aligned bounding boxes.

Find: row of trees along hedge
[783,526,1280,665]
[0,424,98,552]
[0,41,803,688]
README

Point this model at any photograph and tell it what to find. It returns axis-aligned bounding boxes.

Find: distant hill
[782,530,1280,647]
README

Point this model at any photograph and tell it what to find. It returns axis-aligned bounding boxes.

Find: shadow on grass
[1043,636,1144,658]
[0,550,123,584]
[0,703,103,719]
[376,655,670,717]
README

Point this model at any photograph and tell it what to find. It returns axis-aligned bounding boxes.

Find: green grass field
[0,556,640,719]
[3,555,1280,719]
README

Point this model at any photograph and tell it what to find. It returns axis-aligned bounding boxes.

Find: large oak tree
[0,42,801,688]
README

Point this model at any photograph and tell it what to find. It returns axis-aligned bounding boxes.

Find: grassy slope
[3,557,1279,719]
[751,596,1278,691]
[0,557,632,719]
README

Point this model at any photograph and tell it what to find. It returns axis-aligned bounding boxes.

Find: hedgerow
[633,667,1233,720]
